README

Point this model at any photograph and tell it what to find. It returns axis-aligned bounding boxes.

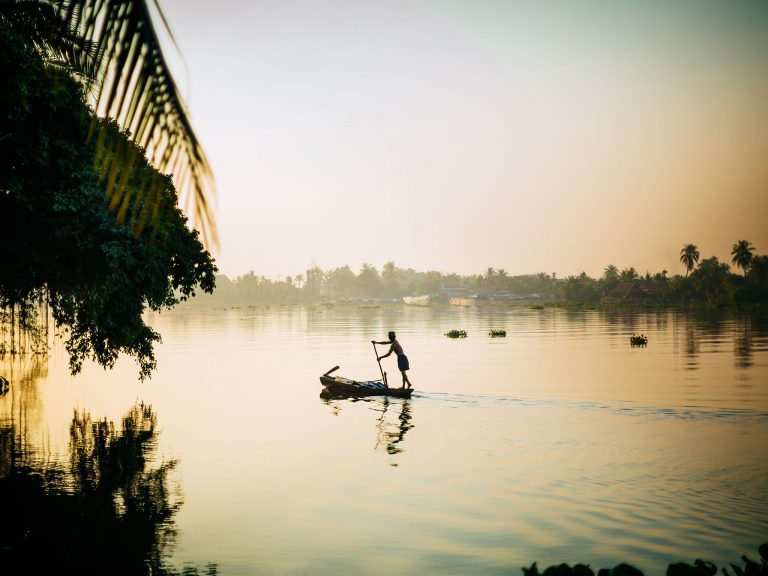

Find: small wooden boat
[319,366,413,399]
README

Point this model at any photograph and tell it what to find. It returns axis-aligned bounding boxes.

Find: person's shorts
[397,354,410,372]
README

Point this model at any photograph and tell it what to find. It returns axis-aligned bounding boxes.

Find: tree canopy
[0,22,216,379]
[0,0,217,246]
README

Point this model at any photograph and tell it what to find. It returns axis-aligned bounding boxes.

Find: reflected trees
[0,402,216,575]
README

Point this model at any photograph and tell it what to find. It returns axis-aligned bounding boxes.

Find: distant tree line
[195,241,768,308]
[560,241,768,307]
[196,264,559,306]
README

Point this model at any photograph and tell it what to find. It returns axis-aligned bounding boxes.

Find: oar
[372,341,388,387]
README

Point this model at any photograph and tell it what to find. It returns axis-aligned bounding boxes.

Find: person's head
[388,331,396,340]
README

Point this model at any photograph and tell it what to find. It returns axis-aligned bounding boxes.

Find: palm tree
[680,244,700,276]
[730,240,755,276]
[603,264,618,281]
[619,267,637,281]
[1,0,216,246]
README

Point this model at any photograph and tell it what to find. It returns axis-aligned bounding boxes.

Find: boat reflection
[373,396,413,454]
[321,395,414,455]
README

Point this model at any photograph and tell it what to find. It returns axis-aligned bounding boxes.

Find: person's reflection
[373,397,413,455]
[321,396,414,454]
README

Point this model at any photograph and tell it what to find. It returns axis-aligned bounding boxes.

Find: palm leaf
[53,0,217,247]
[0,0,100,80]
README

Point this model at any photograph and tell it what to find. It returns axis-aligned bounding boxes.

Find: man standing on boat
[373,331,413,389]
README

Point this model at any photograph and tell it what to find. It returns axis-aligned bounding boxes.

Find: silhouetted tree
[0,0,216,245]
[0,26,216,379]
[691,257,732,305]
[680,244,700,276]
[603,265,619,280]
[731,240,755,276]
[382,261,399,297]
[619,267,638,281]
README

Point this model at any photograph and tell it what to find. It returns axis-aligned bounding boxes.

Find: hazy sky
[160,0,768,279]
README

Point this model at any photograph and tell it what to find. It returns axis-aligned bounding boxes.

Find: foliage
[0,23,216,379]
[520,542,767,576]
[689,257,733,306]
[489,329,507,337]
[629,334,647,346]
[0,0,217,245]
[731,240,755,276]
[556,243,767,308]
[177,241,767,310]
[189,266,559,307]
[445,330,468,338]
[680,244,700,277]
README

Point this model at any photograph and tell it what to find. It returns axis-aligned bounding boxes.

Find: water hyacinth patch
[445,330,468,338]
[630,334,648,347]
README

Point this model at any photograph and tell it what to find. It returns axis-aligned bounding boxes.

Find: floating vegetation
[531,305,544,310]
[630,334,648,347]
[445,330,468,338]
[489,329,507,337]
[521,542,768,576]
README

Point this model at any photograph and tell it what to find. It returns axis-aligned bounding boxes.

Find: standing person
[373,331,413,389]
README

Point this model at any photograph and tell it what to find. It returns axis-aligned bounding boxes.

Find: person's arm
[371,340,392,345]
[377,344,394,361]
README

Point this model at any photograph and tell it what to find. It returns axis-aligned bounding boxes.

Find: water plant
[520,541,767,576]
[630,334,648,347]
[489,329,507,337]
[445,329,468,338]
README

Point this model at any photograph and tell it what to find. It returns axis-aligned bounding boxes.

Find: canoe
[319,367,413,399]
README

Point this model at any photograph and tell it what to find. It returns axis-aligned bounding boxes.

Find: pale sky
[160,0,768,279]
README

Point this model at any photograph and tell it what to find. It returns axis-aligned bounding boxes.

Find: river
[1,304,766,574]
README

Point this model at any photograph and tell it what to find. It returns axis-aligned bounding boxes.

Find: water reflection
[682,316,700,371]
[373,397,414,455]
[322,396,415,455]
[734,323,753,370]
[0,402,217,575]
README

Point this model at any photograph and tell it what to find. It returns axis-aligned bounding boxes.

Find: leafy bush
[445,330,468,338]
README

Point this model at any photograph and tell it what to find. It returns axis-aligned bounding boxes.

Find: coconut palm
[680,244,700,276]
[603,264,618,280]
[619,267,637,281]
[730,240,755,276]
[0,0,216,246]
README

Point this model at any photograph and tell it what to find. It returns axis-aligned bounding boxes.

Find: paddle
[371,341,388,388]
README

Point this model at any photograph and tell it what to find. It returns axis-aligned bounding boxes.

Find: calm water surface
[2,305,767,574]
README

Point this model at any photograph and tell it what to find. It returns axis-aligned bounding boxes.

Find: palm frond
[0,0,100,80]
[54,0,217,247]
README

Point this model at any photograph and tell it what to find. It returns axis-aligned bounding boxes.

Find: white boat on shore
[403,294,430,306]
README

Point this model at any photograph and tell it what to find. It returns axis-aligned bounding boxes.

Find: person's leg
[402,371,412,388]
